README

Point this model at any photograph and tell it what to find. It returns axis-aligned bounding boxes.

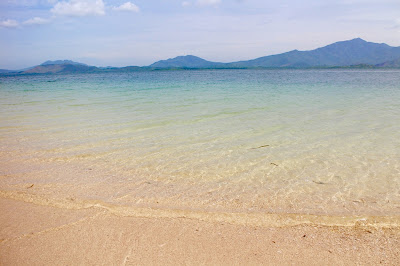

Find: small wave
[1,190,399,228]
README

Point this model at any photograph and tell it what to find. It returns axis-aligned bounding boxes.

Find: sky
[0,0,400,69]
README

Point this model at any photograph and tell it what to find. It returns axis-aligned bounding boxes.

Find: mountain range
[2,38,400,75]
[151,38,400,68]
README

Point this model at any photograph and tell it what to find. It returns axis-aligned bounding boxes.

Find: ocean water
[1,69,400,226]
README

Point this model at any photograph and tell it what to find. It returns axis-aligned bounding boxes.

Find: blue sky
[1,0,399,69]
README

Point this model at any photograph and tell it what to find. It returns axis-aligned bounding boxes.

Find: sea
[1,69,400,227]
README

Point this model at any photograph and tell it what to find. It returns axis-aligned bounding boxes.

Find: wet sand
[1,197,400,265]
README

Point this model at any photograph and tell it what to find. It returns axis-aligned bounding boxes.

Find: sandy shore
[1,197,400,265]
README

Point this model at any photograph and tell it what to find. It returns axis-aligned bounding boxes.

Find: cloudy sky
[1,0,399,69]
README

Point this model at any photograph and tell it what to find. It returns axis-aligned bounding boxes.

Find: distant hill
[150,55,223,68]
[149,38,400,69]
[376,58,400,68]
[225,38,400,68]
[0,69,14,73]
[1,38,400,75]
[22,64,98,74]
[40,60,87,66]
[4,60,93,74]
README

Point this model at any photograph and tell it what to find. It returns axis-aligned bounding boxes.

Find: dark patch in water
[312,180,327,185]
[251,144,270,149]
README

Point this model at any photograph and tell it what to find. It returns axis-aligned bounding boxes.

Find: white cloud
[0,19,19,28]
[112,2,140,12]
[51,0,105,16]
[182,1,191,7]
[23,17,50,25]
[196,0,221,6]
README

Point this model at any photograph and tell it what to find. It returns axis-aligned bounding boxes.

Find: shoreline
[2,190,400,229]
[1,197,400,265]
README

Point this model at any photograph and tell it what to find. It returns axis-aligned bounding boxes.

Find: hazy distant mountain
[150,55,223,68]
[41,60,87,66]
[148,38,400,69]
[376,58,400,68]
[4,60,92,74]
[226,38,400,68]
[0,69,14,73]
[23,64,98,74]
[1,38,400,75]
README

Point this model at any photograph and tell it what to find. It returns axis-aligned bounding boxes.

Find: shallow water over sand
[1,69,400,225]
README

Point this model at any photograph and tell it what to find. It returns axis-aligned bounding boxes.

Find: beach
[1,156,400,265]
[1,197,400,265]
[1,69,400,264]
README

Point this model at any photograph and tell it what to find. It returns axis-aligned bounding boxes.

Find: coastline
[1,189,400,229]
[1,197,400,265]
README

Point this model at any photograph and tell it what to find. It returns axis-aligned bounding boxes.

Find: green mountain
[149,55,223,68]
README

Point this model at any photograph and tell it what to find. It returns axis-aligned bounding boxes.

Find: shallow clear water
[1,70,400,224]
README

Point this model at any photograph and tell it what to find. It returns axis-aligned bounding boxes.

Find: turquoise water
[1,70,400,223]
